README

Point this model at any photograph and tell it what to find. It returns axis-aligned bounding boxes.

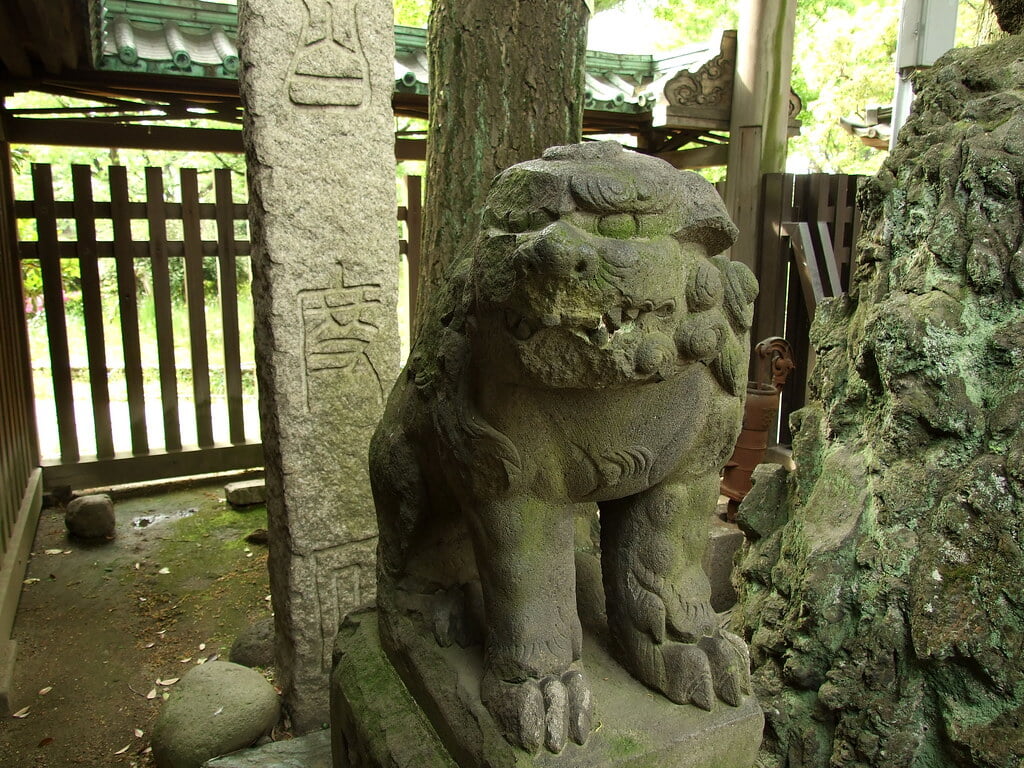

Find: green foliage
[787,0,899,174]
[394,0,430,26]
[651,0,737,48]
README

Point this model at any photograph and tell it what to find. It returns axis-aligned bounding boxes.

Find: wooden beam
[396,138,425,161]
[0,10,32,78]
[41,443,265,492]
[5,117,245,152]
[7,117,430,162]
[656,143,728,170]
[782,220,824,314]
[14,0,64,75]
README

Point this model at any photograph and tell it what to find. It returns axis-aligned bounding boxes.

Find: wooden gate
[16,164,422,491]
[754,172,864,442]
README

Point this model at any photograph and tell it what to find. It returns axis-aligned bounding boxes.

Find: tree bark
[414,0,589,335]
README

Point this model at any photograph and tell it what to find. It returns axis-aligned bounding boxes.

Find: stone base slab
[331,608,763,768]
[206,729,332,767]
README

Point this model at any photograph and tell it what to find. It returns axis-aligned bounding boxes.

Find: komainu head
[470,141,757,392]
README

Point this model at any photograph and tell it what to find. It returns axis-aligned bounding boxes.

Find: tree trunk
[414,0,589,335]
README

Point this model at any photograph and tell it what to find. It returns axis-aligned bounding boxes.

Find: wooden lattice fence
[16,164,422,490]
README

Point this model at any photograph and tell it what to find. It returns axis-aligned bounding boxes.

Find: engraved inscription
[288,0,370,107]
[317,561,361,670]
[312,539,376,670]
[300,275,384,410]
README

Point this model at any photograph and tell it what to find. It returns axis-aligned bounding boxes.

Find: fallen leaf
[156,630,166,635]
[38,686,52,696]
[157,567,170,575]
[141,746,152,755]
[161,692,169,701]
[138,597,147,602]
[157,678,179,686]
[213,706,224,716]
[12,706,30,718]
[196,657,206,665]
[63,550,71,554]
[179,658,192,663]
[144,643,156,649]
[198,643,206,651]
[23,578,40,585]
[264,595,271,601]
[134,562,141,570]
[44,549,63,555]
[206,653,219,663]
[114,743,131,755]
[246,552,254,558]
[145,688,157,700]
[134,728,144,738]
[38,737,54,747]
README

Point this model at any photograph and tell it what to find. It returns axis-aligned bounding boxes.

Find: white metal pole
[890,0,959,150]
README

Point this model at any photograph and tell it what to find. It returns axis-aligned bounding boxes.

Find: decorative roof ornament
[656,30,737,130]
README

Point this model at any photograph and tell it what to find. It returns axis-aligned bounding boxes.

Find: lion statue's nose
[518,221,600,280]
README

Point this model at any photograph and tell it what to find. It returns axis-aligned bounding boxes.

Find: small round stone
[64,494,116,540]
[152,661,280,768]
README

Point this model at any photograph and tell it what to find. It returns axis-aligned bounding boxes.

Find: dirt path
[0,482,272,768]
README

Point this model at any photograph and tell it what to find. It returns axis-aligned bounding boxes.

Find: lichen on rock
[734,33,1024,768]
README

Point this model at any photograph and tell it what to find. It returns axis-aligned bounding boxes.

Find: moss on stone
[735,32,1024,768]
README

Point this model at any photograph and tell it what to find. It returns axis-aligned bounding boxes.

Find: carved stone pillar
[238,0,398,732]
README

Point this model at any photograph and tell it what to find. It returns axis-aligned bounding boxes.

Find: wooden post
[724,0,798,271]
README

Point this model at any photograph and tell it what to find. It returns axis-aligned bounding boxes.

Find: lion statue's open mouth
[371,141,759,756]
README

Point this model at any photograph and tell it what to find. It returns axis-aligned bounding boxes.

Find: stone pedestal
[331,609,763,768]
[239,0,399,731]
[333,548,762,768]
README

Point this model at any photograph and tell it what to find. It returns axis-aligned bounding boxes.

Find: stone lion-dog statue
[371,141,757,754]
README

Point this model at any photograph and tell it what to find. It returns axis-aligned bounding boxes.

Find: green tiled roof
[92,0,719,116]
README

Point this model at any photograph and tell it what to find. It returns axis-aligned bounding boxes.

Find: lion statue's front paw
[481,666,594,754]
[615,621,752,710]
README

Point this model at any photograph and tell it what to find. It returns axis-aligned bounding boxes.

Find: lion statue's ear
[676,172,739,257]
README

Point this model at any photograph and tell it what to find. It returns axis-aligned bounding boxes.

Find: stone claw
[699,631,752,706]
[482,667,594,754]
[563,669,593,746]
[625,566,715,644]
[662,643,715,710]
[611,602,750,712]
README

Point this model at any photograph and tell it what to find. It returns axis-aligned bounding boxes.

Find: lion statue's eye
[597,213,638,239]
[505,209,555,233]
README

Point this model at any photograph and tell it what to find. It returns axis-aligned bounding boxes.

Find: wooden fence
[1,143,42,715]
[15,165,853,492]
[16,164,422,491]
[754,172,863,441]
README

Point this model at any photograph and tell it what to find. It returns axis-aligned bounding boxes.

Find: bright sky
[587,2,679,54]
